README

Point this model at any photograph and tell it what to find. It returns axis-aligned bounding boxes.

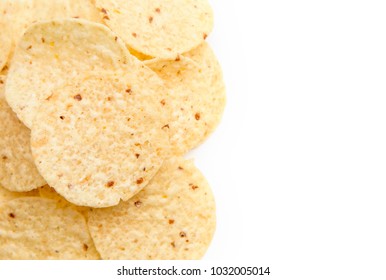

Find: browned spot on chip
[83,244,88,251]
[170,242,175,248]
[162,124,169,129]
[132,32,137,38]
[136,178,144,184]
[26,45,32,50]
[195,113,201,120]
[135,153,140,159]
[175,55,181,62]
[2,155,7,160]
[179,231,186,238]
[74,94,82,101]
[126,88,132,94]
[160,99,166,106]
[41,37,45,43]
[59,116,65,120]
[114,36,118,41]
[190,183,199,190]
[106,181,115,188]
[134,200,142,208]
[178,166,184,170]
[203,33,208,40]
[8,213,15,218]
[101,8,108,14]
[148,16,153,23]
[168,219,175,224]
[155,7,161,13]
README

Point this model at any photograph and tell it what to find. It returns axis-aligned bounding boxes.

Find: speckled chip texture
[0,75,46,192]
[95,0,214,58]
[145,43,226,154]
[5,18,129,128]
[0,197,100,260]
[0,7,11,71]
[1,0,101,65]
[31,72,170,208]
[88,157,216,260]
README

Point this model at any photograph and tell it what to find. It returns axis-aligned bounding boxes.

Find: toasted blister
[1,0,102,66]
[0,75,46,192]
[0,197,100,260]
[5,18,129,128]
[95,0,214,58]
[38,185,90,219]
[0,185,39,203]
[145,43,226,154]
[31,70,170,208]
[88,157,216,260]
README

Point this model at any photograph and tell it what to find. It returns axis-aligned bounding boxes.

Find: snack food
[0,197,100,260]
[0,75,46,192]
[31,72,169,207]
[5,18,129,128]
[88,157,216,260]
[0,0,223,260]
[95,0,214,58]
[146,44,226,154]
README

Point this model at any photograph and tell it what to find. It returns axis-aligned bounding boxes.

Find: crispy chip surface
[145,43,226,154]
[5,18,128,128]
[88,157,216,260]
[95,0,213,58]
[31,72,170,208]
[0,75,46,192]
[0,185,38,203]
[0,197,100,260]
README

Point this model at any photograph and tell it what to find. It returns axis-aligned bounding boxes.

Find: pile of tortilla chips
[0,0,225,260]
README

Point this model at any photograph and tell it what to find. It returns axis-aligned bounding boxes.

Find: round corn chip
[31,72,170,208]
[88,157,216,260]
[38,185,89,218]
[0,197,100,259]
[0,75,46,192]
[5,18,128,128]
[145,44,226,154]
[1,0,102,66]
[95,0,214,58]
[0,185,38,203]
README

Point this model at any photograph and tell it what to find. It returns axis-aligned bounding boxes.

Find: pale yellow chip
[0,75,46,192]
[95,0,214,58]
[5,18,128,128]
[0,6,11,71]
[88,157,216,260]
[0,197,100,259]
[145,43,226,154]
[31,71,170,208]
[1,0,101,67]
[0,185,38,203]
[39,185,89,218]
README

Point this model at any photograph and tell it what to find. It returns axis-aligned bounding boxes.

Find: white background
[1,1,386,279]
[194,0,386,278]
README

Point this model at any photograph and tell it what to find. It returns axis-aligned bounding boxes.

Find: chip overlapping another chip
[88,157,216,260]
[0,75,46,192]
[0,0,224,260]
[0,197,100,260]
[95,0,214,58]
